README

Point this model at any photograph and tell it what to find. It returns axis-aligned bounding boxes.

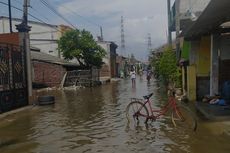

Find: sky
[0,0,171,61]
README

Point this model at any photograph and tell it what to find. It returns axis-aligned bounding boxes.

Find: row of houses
[0,16,122,86]
[168,0,230,119]
[0,16,136,112]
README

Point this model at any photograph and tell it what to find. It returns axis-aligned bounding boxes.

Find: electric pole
[100,26,103,41]
[16,0,32,98]
[167,0,172,45]
[121,16,126,56]
[147,33,152,51]
[8,0,13,33]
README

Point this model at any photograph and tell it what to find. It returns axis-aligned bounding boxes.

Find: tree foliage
[58,29,106,68]
[151,47,181,87]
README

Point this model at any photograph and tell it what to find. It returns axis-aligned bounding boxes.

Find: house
[170,0,211,32]
[170,0,213,101]
[181,0,230,99]
[171,0,230,119]
[0,16,72,58]
[97,41,118,81]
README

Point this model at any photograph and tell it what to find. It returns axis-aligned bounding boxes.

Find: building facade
[0,16,72,58]
[97,41,118,80]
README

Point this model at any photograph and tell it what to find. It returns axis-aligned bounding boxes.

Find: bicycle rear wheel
[126,101,149,126]
[171,105,197,131]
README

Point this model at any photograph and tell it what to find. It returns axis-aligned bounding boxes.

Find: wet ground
[0,77,230,153]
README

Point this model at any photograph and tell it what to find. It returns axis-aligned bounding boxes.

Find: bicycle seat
[143,93,153,100]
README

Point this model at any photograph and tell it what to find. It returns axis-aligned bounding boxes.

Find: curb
[0,105,35,119]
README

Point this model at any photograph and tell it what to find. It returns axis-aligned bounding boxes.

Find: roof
[97,41,118,48]
[31,51,79,67]
[183,0,230,39]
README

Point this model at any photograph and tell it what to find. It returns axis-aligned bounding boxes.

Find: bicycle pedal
[151,117,156,122]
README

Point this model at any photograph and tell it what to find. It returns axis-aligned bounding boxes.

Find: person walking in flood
[130,68,136,87]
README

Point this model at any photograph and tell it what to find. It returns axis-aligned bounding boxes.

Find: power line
[58,4,100,28]
[14,0,102,37]
[12,0,51,22]
[0,1,67,35]
[0,1,45,23]
[39,0,76,29]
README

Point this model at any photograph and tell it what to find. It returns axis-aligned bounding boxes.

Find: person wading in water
[130,68,136,87]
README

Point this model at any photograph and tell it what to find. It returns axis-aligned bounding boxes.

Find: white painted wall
[0,17,59,57]
[97,42,110,65]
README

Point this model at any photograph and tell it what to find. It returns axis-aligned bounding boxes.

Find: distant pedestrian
[130,69,136,87]
[146,67,152,82]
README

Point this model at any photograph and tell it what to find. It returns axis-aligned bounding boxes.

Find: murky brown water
[0,77,230,153]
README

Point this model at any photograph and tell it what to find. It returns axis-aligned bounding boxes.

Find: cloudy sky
[0,0,171,61]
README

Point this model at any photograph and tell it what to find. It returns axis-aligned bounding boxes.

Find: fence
[0,43,28,113]
[63,68,100,87]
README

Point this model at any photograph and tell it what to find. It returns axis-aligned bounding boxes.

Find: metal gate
[0,43,28,113]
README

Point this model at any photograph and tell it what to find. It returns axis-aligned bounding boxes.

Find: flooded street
[0,77,230,153]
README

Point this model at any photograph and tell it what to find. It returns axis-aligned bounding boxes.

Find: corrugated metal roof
[31,51,79,67]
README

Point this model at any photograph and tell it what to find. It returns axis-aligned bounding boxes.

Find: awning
[183,0,230,39]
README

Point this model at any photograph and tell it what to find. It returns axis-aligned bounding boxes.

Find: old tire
[38,95,55,105]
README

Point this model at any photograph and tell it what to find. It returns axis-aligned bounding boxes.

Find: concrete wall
[187,65,196,101]
[98,42,111,78]
[196,36,211,77]
[186,36,211,100]
[33,61,66,87]
[181,40,190,60]
[180,0,210,17]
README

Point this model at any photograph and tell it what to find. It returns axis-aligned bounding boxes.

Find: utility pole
[175,0,180,59]
[100,26,103,41]
[16,0,32,98]
[147,33,152,51]
[8,0,13,33]
[121,16,126,57]
[167,0,172,45]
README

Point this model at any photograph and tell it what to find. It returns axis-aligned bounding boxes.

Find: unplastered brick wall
[0,33,19,45]
[100,64,110,77]
[33,61,66,87]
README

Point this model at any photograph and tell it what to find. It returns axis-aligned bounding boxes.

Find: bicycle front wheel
[171,105,197,131]
[126,101,149,126]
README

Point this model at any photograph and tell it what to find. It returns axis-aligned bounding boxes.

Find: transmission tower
[147,33,152,51]
[120,16,126,56]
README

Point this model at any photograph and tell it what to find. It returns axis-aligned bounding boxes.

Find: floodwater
[0,77,230,153]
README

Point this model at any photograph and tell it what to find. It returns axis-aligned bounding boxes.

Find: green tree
[151,47,181,87]
[58,29,106,68]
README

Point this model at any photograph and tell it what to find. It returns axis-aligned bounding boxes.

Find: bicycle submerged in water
[125,91,197,131]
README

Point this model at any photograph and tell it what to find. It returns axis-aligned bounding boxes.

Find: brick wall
[100,64,110,77]
[33,61,66,87]
[0,33,19,45]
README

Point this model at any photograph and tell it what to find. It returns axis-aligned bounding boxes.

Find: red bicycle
[125,92,197,131]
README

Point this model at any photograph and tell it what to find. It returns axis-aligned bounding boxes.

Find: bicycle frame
[137,96,178,120]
